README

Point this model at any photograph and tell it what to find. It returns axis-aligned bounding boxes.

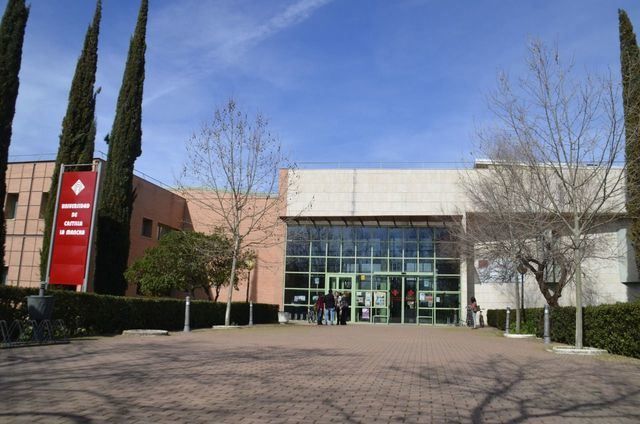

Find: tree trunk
[224,235,241,326]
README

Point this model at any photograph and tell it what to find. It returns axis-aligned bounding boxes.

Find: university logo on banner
[48,171,98,286]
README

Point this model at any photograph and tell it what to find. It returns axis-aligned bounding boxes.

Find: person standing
[315,294,325,325]
[469,297,479,329]
[339,294,349,325]
[324,289,336,325]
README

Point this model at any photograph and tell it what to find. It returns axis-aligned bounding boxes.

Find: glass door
[389,276,402,323]
[326,274,355,323]
[404,277,417,323]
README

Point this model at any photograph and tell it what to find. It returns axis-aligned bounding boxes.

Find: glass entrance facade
[283,224,461,324]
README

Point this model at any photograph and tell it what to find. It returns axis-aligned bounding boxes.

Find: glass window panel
[357,258,371,273]
[419,309,433,317]
[310,258,326,273]
[390,259,403,272]
[357,276,372,290]
[436,241,458,258]
[306,227,323,240]
[418,228,433,242]
[419,242,434,257]
[404,259,417,272]
[356,241,371,257]
[327,258,340,272]
[310,274,325,290]
[418,292,434,308]
[389,228,403,242]
[285,273,309,289]
[327,227,342,241]
[435,309,456,324]
[404,228,417,241]
[373,276,388,290]
[434,228,451,241]
[343,226,356,241]
[355,227,370,240]
[436,293,460,308]
[286,241,309,256]
[286,257,309,272]
[436,277,460,291]
[390,240,403,257]
[284,289,309,305]
[419,277,434,291]
[342,258,356,273]
[287,226,307,241]
[327,240,341,256]
[419,260,433,273]
[372,241,388,257]
[371,227,388,242]
[311,240,326,256]
[310,291,324,305]
[342,240,355,256]
[436,260,460,275]
[404,242,417,258]
[372,258,388,272]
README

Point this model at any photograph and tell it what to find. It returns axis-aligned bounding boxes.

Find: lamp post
[517,263,527,321]
[245,258,255,326]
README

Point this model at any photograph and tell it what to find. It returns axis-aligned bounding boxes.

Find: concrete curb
[122,329,169,336]
[211,325,243,330]
[551,346,607,355]
[503,333,536,339]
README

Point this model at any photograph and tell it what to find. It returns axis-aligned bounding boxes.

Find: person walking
[315,293,325,325]
[324,289,336,325]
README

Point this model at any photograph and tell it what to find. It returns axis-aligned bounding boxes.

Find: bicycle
[307,306,317,324]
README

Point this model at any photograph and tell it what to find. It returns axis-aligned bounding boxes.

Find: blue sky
[3,0,640,184]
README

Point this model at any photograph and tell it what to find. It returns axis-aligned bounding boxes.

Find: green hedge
[487,303,640,359]
[0,285,278,336]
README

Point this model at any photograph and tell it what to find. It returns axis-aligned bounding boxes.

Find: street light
[517,263,527,318]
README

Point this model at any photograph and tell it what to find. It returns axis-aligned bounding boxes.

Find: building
[5,160,639,324]
[4,160,189,295]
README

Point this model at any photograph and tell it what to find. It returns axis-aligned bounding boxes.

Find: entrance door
[326,274,354,322]
[404,277,417,323]
[389,276,402,323]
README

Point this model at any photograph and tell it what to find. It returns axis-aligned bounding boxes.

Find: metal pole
[245,269,251,302]
[505,307,511,335]
[543,304,550,344]
[39,281,46,297]
[249,301,254,326]
[82,160,102,293]
[45,163,66,285]
[521,272,525,320]
[183,296,191,332]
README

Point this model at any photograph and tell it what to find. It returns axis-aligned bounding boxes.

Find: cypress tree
[41,1,101,279]
[94,0,148,295]
[0,0,28,269]
[619,9,640,275]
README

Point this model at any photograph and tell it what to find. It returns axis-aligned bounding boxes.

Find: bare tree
[180,99,291,326]
[458,41,626,348]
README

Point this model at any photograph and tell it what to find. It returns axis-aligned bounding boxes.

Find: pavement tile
[0,325,639,423]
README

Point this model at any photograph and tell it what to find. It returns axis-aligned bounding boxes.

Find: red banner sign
[48,171,98,286]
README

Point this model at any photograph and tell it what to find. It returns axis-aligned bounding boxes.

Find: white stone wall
[287,169,466,217]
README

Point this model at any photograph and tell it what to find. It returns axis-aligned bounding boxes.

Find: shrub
[487,303,640,359]
[0,285,278,336]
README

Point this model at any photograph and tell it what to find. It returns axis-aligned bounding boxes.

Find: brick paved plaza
[1,325,639,423]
